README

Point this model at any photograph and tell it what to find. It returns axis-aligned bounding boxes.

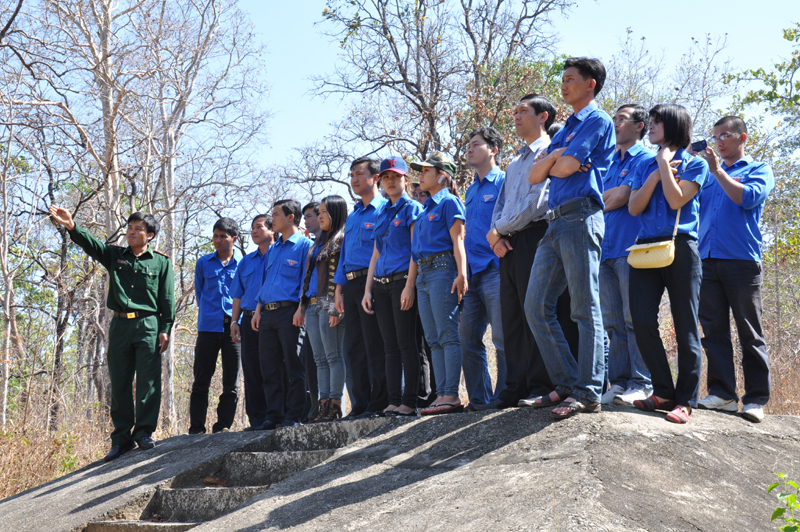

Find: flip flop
[551,397,601,420]
[666,406,691,424]
[420,403,464,415]
[530,390,570,409]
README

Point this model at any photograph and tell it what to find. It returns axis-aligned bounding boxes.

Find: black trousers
[302,330,319,421]
[630,235,702,408]
[258,304,307,423]
[189,324,241,433]
[699,258,770,405]
[372,277,421,409]
[497,223,578,406]
[342,276,388,414]
[240,314,269,427]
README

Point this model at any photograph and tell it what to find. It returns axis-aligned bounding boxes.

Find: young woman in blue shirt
[295,195,348,422]
[409,152,468,415]
[627,104,709,424]
[362,157,424,416]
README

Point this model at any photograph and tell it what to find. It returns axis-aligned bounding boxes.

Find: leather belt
[345,268,369,281]
[417,250,452,266]
[243,310,255,317]
[223,315,232,326]
[112,310,156,320]
[261,300,297,312]
[375,271,409,284]
[548,197,600,222]
[505,220,547,237]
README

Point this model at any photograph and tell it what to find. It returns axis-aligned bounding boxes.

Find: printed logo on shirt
[286,260,298,267]
[116,259,128,265]
[428,213,439,221]
[566,133,575,142]
[394,219,402,226]
[483,194,495,202]
[364,223,374,229]
[620,170,628,177]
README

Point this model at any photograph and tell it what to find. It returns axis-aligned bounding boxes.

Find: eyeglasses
[612,118,634,125]
[710,132,738,143]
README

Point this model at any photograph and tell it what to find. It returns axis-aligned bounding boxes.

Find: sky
[239,0,796,172]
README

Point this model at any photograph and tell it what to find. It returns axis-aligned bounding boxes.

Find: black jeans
[258,304,306,424]
[630,235,702,408]
[343,276,388,414]
[497,223,578,406]
[240,314,269,427]
[699,258,770,405]
[189,324,241,433]
[372,277,421,409]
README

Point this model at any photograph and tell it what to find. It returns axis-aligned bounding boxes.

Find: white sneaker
[600,384,625,405]
[741,403,765,423]
[614,387,652,406]
[697,395,739,412]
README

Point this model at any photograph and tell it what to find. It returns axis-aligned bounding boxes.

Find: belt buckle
[126,312,136,319]
[346,271,356,281]
[266,303,277,311]
[377,277,388,284]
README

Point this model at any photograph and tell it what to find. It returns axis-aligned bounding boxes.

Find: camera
[690,139,708,153]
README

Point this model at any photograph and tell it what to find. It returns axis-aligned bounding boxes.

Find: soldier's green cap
[409,151,457,178]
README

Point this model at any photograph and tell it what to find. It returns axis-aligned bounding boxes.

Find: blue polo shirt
[231,246,270,312]
[334,195,388,285]
[304,242,321,298]
[602,143,653,260]
[256,231,312,305]
[631,149,708,240]
[464,167,505,276]
[411,188,466,262]
[195,251,240,332]
[547,103,615,209]
[373,193,423,277]
[698,157,774,262]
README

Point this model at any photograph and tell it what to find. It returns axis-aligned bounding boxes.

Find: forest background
[0,0,798,499]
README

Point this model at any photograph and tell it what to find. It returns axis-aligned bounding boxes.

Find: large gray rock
[188,407,800,532]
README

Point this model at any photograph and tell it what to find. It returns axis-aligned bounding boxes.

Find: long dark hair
[649,104,692,149]
[317,194,348,249]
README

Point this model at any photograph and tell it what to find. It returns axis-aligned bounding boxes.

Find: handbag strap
[671,207,681,239]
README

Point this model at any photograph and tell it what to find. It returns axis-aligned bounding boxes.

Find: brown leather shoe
[318,399,342,422]
[310,399,330,424]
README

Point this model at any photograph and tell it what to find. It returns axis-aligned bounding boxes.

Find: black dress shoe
[104,441,135,462]
[254,420,278,431]
[136,436,156,450]
[279,419,301,428]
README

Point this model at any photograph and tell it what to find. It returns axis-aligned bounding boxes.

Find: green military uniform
[68,225,175,446]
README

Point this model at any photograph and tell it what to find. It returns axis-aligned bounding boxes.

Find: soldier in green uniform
[49,206,175,462]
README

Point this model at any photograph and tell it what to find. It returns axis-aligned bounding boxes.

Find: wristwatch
[492,228,501,238]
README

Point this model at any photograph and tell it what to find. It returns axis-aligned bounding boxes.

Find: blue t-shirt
[231,247,270,312]
[698,156,774,262]
[631,149,708,240]
[195,251,240,332]
[602,143,653,260]
[464,167,505,276]
[547,103,616,209]
[334,195,388,285]
[411,188,466,262]
[256,232,312,305]
[373,193,424,277]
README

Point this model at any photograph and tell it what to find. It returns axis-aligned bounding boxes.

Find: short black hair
[547,122,563,139]
[213,217,239,238]
[649,104,692,149]
[617,103,650,139]
[273,199,302,227]
[127,212,159,241]
[519,94,557,130]
[468,126,504,163]
[714,115,747,135]
[564,57,606,96]
[302,201,319,215]
[350,157,380,176]
[252,213,272,229]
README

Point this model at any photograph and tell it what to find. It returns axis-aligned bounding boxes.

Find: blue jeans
[526,202,605,404]
[305,304,346,401]
[416,254,462,398]
[599,257,652,391]
[459,265,506,408]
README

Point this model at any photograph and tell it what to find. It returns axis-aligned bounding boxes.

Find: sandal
[551,397,601,420]
[530,390,570,409]
[420,402,464,415]
[666,405,692,424]
[633,396,676,412]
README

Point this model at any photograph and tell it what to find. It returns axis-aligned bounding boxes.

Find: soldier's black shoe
[104,441,135,462]
[136,436,156,450]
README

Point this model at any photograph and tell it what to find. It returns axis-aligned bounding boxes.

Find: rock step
[84,523,197,532]
[219,450,336,486]
[248,418,384,453]
[147,486,269,522]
